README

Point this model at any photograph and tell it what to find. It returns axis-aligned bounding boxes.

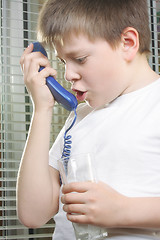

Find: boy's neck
[122,54,159,95]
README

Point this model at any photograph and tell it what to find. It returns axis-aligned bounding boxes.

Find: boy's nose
[65,66,81,82]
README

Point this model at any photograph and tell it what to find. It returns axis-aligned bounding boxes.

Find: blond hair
[38,0,150,54]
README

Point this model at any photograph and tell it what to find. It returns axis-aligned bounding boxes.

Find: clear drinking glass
[58,153,108,240]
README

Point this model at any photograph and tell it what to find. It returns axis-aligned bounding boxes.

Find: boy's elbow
[19,219,41,229]
[17,204,58,229]
[17,204,49,228]
[17,210,43,228]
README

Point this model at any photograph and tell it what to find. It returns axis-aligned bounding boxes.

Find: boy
[17,0,160,239]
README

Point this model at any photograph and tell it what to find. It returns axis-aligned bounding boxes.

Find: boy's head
[38,0,150,55]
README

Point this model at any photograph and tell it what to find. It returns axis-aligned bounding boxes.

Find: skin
[17,46,60,227]
[17,28,160,230]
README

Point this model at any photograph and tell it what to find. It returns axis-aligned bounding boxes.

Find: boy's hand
[20,43,57,112]
[61,181,128,228]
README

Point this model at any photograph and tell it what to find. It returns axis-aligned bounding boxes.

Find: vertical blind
[0,0,160,239]
[0,0,70,239]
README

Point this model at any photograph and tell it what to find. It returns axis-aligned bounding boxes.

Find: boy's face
[56,33,128,108]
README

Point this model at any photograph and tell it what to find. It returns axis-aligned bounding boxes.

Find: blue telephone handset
[32,42,78,111]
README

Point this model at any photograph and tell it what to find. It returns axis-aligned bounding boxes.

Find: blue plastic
[32,42,78,178]
[32,42,78,111]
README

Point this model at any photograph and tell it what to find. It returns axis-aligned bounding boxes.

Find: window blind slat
[2,233,53,240]
[0,0,65,238]
[0,224,54,230]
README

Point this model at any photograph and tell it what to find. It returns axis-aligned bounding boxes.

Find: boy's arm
[17,110,60,228]
[16,44,60,228]
[61,181,160,229]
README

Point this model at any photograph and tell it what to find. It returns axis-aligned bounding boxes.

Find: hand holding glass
[58,153,108,240]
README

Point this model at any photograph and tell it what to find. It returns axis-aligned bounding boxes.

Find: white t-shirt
[49,78,160,239]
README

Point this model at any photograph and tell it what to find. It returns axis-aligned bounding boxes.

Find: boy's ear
[121,27,139,61]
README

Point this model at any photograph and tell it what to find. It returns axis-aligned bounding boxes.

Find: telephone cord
[61,108,77,174]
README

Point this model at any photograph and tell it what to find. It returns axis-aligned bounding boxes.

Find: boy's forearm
[17,109,60,228]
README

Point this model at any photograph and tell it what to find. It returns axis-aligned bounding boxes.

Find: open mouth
[73,90,87,101]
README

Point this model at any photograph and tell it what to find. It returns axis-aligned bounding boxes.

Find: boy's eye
[75,56,87,64]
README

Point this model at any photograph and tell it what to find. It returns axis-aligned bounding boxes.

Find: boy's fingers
[63,203,86,214]
[20,43,34,71]
[24,43,34,55]
[67,213,89,224]
[39,67,57,79]
[61,192,85,204]
[62,181,93,194]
